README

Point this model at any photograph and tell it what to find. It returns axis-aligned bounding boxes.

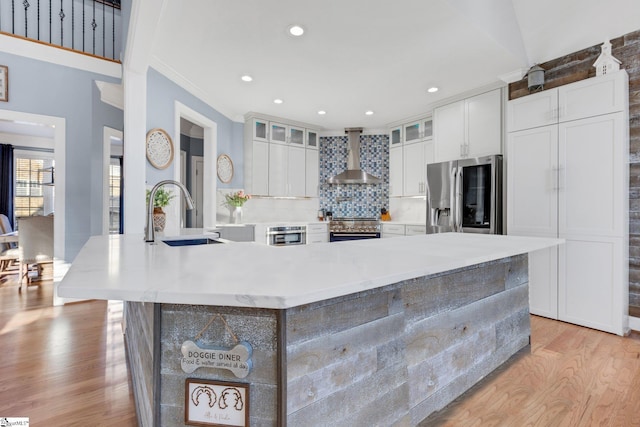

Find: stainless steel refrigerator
[426,154,502,234]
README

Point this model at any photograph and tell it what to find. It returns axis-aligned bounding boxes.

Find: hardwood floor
[421,316,640,426]
[1,277,639,427]
[0,279,137,426]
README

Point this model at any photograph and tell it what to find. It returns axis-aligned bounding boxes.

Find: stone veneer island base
[125,254,530,426]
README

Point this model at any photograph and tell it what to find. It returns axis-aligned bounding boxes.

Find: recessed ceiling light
[241,75,253,82]
[365,110,374,116]
[288,25,305,37]
[318,110,326,115]
[427,87,439,93]
[273,99,284,104]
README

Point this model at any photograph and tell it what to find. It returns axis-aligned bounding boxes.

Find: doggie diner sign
[181,340,253,378]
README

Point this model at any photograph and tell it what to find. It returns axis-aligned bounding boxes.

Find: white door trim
[103,127,123,235]
[191,155,204,227]
[173,102,217,229]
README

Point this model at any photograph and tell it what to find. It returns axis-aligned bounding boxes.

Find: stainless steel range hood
[327,128,382,184]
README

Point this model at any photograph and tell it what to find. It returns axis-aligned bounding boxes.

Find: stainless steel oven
[266,225,306,246]
[329,218,381,242]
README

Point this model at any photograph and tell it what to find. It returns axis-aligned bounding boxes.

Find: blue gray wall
[146,67,244,189]
[0,51,123,262]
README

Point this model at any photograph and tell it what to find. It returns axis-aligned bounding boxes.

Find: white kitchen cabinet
[507,89,558,132]
[381,223,405,238]
[305,148,319,197]
[402,140,434,196]
[250,140,269,195]
[434,101,464,161]
[403,141,424,196]
[403,117,433,144]
[434,89,502,162]
[389,116,433,197]
[506,71,629,335]
[245,114,319,197]
[403,121,422,144]
[507,125,558,237]
[528,247,559,320]
[251,118,270,142]
[389,126,402,148]
[268,144,306,197]
[306,129,319,149]
[271,123,305,146]
[217,225,255,242]
[508,71,627,132]
[289,126,305,146]
[269,122,287,144]
[405,224,426,235]
[389,146,403,197]
[307,223,328,244]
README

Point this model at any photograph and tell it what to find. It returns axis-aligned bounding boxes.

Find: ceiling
[149,0,640,131]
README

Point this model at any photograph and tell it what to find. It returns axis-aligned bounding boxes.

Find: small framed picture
[185,378,250,426]
[0,65,8,102]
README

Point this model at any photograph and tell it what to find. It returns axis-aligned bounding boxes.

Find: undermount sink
[162,238,224,247]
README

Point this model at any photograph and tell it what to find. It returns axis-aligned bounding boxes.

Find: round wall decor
[217,154,234,183]
[146,128,174,170]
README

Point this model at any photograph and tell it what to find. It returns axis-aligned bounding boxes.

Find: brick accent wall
[508,29,640,315]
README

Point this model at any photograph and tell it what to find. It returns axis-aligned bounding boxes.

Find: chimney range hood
[327,128,382,185]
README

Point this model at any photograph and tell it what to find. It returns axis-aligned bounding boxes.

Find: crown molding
[95,81,124,110]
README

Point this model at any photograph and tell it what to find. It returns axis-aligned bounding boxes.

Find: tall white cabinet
[507,71,629,335]
[434,88,502,162]
[244,115,320,197]
[388,117,434,197]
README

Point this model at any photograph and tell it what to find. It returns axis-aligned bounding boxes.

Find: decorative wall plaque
[146,128,174,169]
[185,378,249,426]
[181,340,252,378]
[181,313,253,378]
[216,154,234,183]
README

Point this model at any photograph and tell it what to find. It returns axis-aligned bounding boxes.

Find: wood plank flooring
[0,280,137,426]
[1,278,639,426]
[421,316,640,426]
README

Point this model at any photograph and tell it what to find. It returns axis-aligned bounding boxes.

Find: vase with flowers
[146,188,175,231]
[224,190,251,224]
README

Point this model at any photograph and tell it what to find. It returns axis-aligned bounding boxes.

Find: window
[109,158,122,234]
[14,153,54,221]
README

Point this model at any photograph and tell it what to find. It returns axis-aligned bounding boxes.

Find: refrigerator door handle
[455,167,463,232]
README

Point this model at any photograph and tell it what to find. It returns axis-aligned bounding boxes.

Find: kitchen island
[58,233,561,426]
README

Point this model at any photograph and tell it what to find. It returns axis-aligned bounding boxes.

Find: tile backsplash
[319,134,389,218]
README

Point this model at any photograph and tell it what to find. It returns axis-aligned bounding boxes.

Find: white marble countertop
[57,233,562,309]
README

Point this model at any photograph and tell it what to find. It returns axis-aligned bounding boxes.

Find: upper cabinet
[252,118,269,142]
[306,129,319,149]
[508,71,628,132]
[244,114,319,197]
[403,117,433,144]
[434,88,502,162]
[268,122,305,146]
[389,126,402,148]
[288,126,305,146]
[388,116,433,197]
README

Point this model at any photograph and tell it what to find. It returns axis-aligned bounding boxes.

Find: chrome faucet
[145,180,195,243]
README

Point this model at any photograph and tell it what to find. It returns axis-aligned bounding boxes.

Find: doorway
[179,118,204,228]
[0,110,66,304]
[172,102,217,230]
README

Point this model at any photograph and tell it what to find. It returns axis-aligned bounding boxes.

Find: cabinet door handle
[558,166,565,191]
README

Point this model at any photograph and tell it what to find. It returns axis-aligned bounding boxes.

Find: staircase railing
[0,0,122,62]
